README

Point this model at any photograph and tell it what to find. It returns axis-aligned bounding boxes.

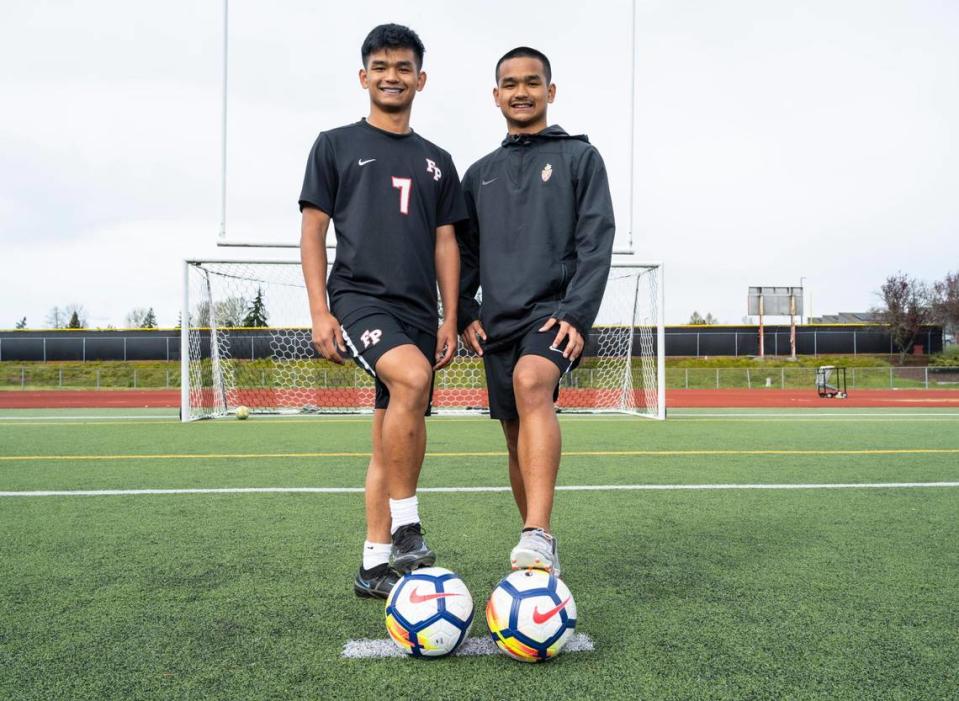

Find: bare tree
[215,297,249,328]
[191,301,211,328]
[189,297,247,328]
[932,271,959,337]
[876,272,934,362]
[46,306,64,329]
[125,307,150,328]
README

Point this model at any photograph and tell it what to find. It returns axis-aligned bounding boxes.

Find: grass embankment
[1,350,957,391]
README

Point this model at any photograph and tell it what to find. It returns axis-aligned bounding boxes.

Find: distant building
[807,312,881,324]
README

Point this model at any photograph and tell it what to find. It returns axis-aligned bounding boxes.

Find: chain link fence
[2,363,958,391]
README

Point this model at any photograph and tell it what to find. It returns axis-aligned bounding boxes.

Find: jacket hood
[501,124,589,148]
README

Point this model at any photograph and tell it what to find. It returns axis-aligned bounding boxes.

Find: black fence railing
[0,325,944,362]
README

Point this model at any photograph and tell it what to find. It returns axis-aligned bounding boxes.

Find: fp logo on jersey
[361,329,382,348]
[426,159,442,181]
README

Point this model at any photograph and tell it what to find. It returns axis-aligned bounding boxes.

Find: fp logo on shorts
[360,329,382,348]
[426,159,442,181]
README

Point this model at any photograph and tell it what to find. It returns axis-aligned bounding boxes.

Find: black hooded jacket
[456,125,615,348]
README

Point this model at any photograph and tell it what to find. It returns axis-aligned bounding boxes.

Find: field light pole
[218,0,229,242]
[799,276,806,325]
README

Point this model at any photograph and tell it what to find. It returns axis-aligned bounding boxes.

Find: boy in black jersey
[457,48,615,577]
[299,24,465,598]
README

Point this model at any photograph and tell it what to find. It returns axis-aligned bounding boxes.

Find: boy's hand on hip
[540,318,584,361]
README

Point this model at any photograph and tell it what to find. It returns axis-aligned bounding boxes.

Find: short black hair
[361,23,425,70]
[495,46,552,84]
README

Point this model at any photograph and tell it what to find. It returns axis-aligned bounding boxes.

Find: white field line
[2,483,959,498]
[341,633,594,659]
[2,412,958,426]
[668,409,959,420]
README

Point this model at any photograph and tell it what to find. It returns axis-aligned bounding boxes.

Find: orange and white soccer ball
[486,569,577,662]
[385,567,474,658]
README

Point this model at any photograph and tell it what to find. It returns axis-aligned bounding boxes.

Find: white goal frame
[180,257,665,421]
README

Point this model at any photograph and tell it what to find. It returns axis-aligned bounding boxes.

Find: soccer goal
[180,259,665,421]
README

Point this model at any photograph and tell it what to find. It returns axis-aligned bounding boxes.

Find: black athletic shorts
[340,311,436,414]
[482,322,581,420]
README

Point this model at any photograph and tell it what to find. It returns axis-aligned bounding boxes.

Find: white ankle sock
[362,541,391,571]
[389,495,420,535]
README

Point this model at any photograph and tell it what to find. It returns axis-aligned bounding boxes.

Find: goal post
[181,259,665,421]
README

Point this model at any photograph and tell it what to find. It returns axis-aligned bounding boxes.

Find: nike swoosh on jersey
[481,178,497,185]
[409,586,462,604]
[532,596,571,624]
[358,158,376,166]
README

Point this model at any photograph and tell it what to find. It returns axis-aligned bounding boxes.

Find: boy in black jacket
[457,47,615,576]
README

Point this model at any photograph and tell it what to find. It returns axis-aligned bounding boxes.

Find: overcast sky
[2,0,957,328]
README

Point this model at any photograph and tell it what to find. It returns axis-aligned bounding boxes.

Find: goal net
[181,260,664,421]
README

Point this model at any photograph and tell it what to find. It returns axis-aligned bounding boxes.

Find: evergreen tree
[688,311,717,325]
[242,287,269,327]
[141,308,158,329]
[15,317,27,329]
[64,304,88,328]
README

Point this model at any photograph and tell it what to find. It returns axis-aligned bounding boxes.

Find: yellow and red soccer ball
[486,569,577,662]
[384,567,474,658]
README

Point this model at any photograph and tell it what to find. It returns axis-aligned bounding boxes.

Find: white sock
[362,541,391,571]
[389,495,420,535]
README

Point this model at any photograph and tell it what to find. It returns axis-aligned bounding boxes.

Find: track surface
[2,388,957,409]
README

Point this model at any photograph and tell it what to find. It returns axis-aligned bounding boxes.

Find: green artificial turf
[1,409,958,699]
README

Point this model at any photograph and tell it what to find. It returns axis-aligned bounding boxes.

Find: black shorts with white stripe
[481,321,581,421]
[340,311,436,414]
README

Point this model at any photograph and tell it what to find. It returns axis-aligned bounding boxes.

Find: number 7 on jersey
[392,176,412,215]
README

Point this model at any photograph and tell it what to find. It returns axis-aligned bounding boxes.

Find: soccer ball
[235,405,250,420]
[385,567,474,658]
[486,570,577,662]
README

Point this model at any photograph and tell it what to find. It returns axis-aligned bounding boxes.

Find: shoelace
[394,524,424,552]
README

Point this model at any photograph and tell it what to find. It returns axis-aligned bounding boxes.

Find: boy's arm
[546,147,615,357]
[456,182,481,333]
[300,207,345,364]
[434,223,460,370]
[456,177,487,355]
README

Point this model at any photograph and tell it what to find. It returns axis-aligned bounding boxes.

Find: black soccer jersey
[299,119,467,333]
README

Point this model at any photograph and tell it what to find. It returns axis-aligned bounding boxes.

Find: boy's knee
[512,367,554,407]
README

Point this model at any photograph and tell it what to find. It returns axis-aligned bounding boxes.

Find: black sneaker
[353,563,401,599]
[390,523,436,574]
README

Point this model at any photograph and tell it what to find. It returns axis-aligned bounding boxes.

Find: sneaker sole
[354,584,389,599]
[510,548,556,575]
[391,551,436,574]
